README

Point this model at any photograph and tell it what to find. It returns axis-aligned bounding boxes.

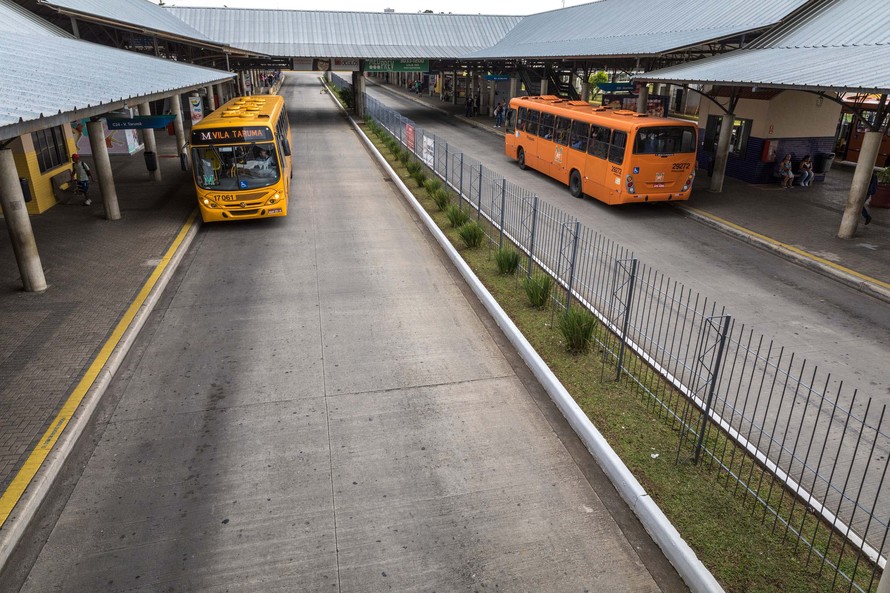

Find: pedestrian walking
[863,171,876,225]
[474,93,480,118]
[465,95,473,117]
[70,153,94,206]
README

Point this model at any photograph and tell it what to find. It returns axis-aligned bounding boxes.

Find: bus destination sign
[191,126,273,144]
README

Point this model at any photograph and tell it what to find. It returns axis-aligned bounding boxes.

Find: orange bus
[190,95,292,222]
[504,96,697,205]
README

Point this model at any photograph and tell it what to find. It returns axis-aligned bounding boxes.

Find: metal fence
[342,76,888,592]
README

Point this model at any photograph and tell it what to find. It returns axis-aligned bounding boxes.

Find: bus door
[551,116,572,181]
[524,109,541,165]
[587,125,613,197]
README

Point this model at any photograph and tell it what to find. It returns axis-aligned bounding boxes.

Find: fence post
[615,258,639,381]
[498,179,507,250]
[527,196,539,279]
[693,315,732,464]
[565,221,581,310]
[477,164,483,222]
[445,144,449,188]
[459,153,464,211]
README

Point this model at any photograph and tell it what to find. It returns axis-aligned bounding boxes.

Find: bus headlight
[202,198,218,208]
[267,192,280,205]
[626,175,635,195]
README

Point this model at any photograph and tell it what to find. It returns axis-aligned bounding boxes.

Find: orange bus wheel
[517,147,527,170]
[569,170,583,198]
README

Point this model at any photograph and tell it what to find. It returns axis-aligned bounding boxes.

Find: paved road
[9,73,687,593]
[365,84,890,408]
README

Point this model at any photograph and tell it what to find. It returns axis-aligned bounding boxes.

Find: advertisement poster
[405,124,415,152]
[423,136,435,168]
[188,95,204,124]
[71,118,143,156]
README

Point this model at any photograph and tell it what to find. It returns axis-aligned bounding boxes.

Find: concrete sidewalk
[374,79,890,301]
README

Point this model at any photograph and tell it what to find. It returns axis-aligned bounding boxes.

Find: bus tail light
[626,175,635,194]
[682,171,696,192]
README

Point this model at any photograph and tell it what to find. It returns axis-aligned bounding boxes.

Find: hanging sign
[365,60,429,73]
[106,115,177,130]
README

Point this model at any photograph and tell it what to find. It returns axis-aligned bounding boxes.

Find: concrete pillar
[509,75,519,102]
[139,102,161,182]
[636,84,650,114]
[838,130,881,239]
[0,149,46,292]
[708,113,735,193]
[488,76,496,115]
[539,78,548,96]
[86,119,121,220]
[352,71,365,118]
[439,71,445,100]
[170,93,189,171]
[453,70,459,105]
[215,83,225,107]
[581,78,591,102]
[205,85,216,111]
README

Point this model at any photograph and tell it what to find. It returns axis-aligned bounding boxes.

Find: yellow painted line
[0,210,199,529]
[680,205,890,291]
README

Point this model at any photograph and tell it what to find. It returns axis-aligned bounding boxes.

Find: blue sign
[597,82,636,93]
[106,115,176,130]
[484,74,510,80]
[633,167,640,174]
[239,180,248,190]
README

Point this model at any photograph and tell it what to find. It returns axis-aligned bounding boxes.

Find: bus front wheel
[518,148,527,170]
[569,170,583,198]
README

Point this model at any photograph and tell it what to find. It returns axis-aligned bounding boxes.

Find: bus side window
[570,121,589,151]
[554,117,571,146]
[526,110,540,136]
[517,107,527,132]
[609,131,627,165]
[539,112,555,140]
[589,126,610,160]
[505,108,516,133]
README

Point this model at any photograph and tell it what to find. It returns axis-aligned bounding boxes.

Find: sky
[150,0,596,16]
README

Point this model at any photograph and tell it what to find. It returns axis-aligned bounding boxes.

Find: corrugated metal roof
[167,7,523,59]
[641,46,890,93]
[0,29,233,140]
[642,0,890,93]
[0,0,72,37]
[39,0,213,42]
[470,0,812,58]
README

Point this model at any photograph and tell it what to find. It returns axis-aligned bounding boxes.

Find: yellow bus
[190,95,292,222]
[505,96,697,205]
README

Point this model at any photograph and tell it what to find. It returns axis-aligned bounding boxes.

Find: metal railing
[345,77,888,592]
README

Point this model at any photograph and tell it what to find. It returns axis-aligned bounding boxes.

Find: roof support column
[509,74,518,104]
[708,113,735,193]
[539,77,548,96]
[636,84,650,114]
[139,102,161,182]
[215,83,225,107]
[453,70,459,105]
[170,93,190,172]
[837,130,881,239]
[205,85,217,111]
[0,149,46,292]
[86,119,121,220]
[581,77,591,102]
[352,67,366,119]
[487,75,496,116]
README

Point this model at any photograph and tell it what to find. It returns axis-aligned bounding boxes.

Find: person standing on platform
[70,153,94,206]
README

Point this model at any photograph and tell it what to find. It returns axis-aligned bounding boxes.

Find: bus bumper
[199,201,288,222]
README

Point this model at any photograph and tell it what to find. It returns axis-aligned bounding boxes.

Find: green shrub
[410,169,427,186]
[558,306,597,354]
[398,149,411,164]
[433,189,451,211]
[338,87,354,109]
[406,161,422,175]
[524,274,552,308]
[495,248,520,275]
[458,222,485,248]
[446,204,469,227]
[423,178,443,197]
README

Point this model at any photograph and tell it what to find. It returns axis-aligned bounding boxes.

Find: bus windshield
[633,126,697,155]
[192,142,280,190]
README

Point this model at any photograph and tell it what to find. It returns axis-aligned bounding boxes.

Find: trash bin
[19,177,32,202]
[144,151,158,172]
[814,152,835,174]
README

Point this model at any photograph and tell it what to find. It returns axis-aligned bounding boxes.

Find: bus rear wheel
[569,170,583,198]
[518,148,527,170]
